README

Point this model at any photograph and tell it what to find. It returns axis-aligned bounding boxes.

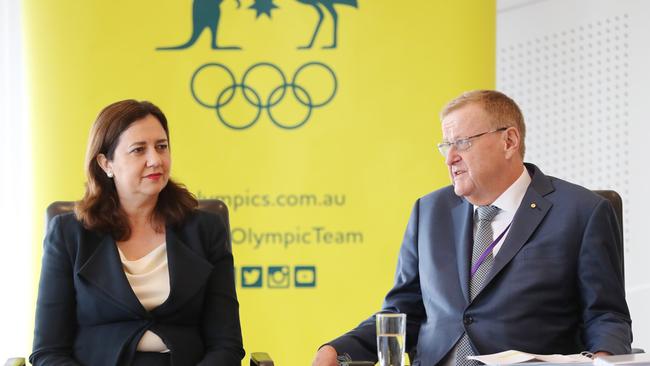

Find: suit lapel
[154,227,214,315]
[478,164,555,296]
[452,198,474,304]
[77,234,146,317]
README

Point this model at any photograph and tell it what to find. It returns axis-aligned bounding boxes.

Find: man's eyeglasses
[437,127,508,157]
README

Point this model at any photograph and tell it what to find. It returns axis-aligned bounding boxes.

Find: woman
[30,100,245,366]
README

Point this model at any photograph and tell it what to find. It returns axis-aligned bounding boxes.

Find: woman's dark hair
[75,99,198,240]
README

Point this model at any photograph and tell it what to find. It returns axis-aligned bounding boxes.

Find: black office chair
[4,199,274,366]
[593,190,625,284]
[593,190,643,354]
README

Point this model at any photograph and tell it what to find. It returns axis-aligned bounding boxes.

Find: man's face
[441,103,508,205]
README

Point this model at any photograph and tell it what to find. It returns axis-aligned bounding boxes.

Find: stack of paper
[468,350,593,365]
[593,353,650,366]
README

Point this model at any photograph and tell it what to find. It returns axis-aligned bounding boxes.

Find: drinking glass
[376,313,406,366]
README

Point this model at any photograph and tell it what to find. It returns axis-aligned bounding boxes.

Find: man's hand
[312,345,339,366]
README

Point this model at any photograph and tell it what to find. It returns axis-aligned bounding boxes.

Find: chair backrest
[45,199,231,250]
[592,190,624,284]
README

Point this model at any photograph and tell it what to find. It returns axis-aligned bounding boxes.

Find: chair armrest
[250,352,274,366]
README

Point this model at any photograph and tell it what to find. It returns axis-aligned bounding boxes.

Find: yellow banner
[23,1,494,364]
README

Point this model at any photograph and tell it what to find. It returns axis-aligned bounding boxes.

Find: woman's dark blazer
[30,209,245,366]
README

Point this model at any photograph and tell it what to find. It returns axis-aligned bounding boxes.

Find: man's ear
[96,153,112,175]
[503,127,521,159]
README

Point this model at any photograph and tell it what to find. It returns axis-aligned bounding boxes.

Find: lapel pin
[530,202,537,209]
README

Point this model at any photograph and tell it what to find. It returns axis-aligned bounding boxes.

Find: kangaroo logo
[157,0,358,50]
[157,0,242,50]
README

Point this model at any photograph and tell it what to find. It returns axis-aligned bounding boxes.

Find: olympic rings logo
[190,62,337,130]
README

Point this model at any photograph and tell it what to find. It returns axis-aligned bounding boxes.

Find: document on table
[593,353,650,366]
[468,350,593,365]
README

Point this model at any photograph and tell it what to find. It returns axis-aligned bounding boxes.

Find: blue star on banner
[249,0,279,19]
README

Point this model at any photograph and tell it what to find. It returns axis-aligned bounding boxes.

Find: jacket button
[463,316,473,325]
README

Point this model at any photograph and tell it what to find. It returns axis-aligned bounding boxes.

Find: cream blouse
[119,242,170,353]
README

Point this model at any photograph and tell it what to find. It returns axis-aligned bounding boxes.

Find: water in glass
[377,332,404,366]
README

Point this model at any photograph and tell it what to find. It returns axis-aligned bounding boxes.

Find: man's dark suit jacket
[30,210,245,366]
[329,164,632,366]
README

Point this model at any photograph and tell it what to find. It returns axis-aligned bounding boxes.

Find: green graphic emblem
[190,61,337,130]
[240,266,263,288]
[157,0,358,50]
[294,266,317,287]
[157,1,354,130]
[249,0,279,18]
[267,266,290,288]
[296,0,358,49]
[157,0,242,50]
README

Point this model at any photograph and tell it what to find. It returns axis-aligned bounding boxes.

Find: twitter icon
[241,266,263,288]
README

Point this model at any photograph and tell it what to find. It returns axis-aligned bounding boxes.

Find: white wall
[0,0,32,360]
[497,0,650,349]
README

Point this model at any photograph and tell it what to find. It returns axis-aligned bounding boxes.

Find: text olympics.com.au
[232,227,363,249]
[196,191,346,211]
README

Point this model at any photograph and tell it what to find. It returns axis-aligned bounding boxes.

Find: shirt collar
[474,166,532,214]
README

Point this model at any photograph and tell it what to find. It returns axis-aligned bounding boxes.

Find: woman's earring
[107,171,114,178]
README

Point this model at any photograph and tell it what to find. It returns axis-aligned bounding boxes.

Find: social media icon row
[237,265,317,288]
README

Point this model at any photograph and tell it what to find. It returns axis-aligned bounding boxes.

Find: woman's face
[99,114,171,205]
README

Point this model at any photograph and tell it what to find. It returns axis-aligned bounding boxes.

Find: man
[312,90,632,366]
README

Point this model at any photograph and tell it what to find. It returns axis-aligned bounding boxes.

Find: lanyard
[470,222,512,277]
